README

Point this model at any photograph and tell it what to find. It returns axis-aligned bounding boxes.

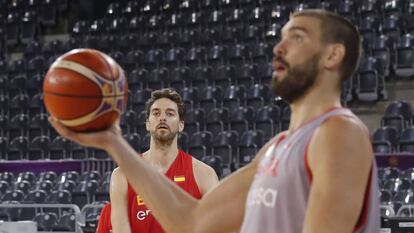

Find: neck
[288,79,342,132]
[145,137,179,169]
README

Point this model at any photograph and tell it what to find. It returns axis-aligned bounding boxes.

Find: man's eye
[293,35,303,41]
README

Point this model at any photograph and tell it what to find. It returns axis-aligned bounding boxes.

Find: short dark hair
[145,88,186,121]
[291,9,362,83]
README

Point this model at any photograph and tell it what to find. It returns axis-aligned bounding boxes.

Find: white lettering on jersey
[136,209,151,221]
[247,188,277,208]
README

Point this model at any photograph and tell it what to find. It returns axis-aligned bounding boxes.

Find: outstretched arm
[49,118,271,233]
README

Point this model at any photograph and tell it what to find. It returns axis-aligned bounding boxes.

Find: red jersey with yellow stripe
[127,150,202,233]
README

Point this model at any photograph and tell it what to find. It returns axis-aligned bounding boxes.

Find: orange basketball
[43,49,128,132]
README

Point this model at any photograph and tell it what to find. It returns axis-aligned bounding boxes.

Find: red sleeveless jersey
[127,150,202,233]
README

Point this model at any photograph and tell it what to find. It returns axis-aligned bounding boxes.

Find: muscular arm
[106,137,266,233]
[110,168,132,233]
[49,117,274,233]
[302,116,373,233]
[193,159,219,195]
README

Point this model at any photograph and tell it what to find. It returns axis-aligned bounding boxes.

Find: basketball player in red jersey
[96,203,112,233]
[109,88,218,233]
[51,9,379,233]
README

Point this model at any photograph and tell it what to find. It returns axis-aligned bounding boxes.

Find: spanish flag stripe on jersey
[174,175,185,182]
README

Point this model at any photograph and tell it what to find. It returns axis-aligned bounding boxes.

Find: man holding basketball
[52,9,380,233]
[97,88,219,233]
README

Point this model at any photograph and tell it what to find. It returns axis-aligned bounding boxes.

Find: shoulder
[308,115,372,170]
[110,167,128,189]
[315,115,369,144]
[192,157,219,195]
[192,158,218,179]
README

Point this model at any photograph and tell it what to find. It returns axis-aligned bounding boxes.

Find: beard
[150,128,178,145]
[270,53,320,103]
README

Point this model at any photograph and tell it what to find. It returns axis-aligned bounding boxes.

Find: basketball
[43,48,128,132]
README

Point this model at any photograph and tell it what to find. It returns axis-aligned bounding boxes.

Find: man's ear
[323,43,345,70]
[179,120,184,132]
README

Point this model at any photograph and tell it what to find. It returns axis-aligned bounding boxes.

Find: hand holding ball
[43,49,128,132]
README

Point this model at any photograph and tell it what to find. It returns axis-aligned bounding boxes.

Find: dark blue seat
[372,126,399,153]
[399,127,414,153]
[255,105,281,140]
[188,131,213,160]
[395,33,414,78]
[238,130,264,167]
[213,130,239,171]
[206,107,230,137]
[185,108,205,136]
[381,100,412,135]
[28,135,50,160]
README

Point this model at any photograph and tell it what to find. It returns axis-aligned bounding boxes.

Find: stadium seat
[202,155,222,177]
[372,126,399,153]
[23,190,47,204]
[213,130,239,171]
[180,86,199,109]
[15,180,32,195]
[199,85,223,111]
[399,127,414,152]
[230,106,254,137]
[7,136,29,160]
[50,136,71,160]
[34,180,54,195]
[28,135,50,160]
[52,212,76,232]
[206,107,230,137]
[124,133,141,152]
[381,100,412,134]
[188,131,213,160]
[222,85,246,112]
[355,57,380,102]
[255,105,281,140]
[383,178,412,195]
[33,212,58,231]
[246,83,270,109]
[169,66,191,90]
[184,108,205,136]
[238,130,264,167]
[395,33,414,78]
[192,65,212,91]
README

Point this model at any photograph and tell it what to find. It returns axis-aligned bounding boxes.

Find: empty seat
[384,178,412,195]
[213,130,239,170]
[124,133,141,152]
[184,108,205,136]
[206,107,230,137]
[395,33,414,77]
[199,85,222,111]
[7,136,28,160]
[188,131,213,160]
[222,85,246,112]
[399,127,414,153]
[201,155,222,178]
[238,130,264,167]
[230,106,254,137]
[372,126,399,153]
[52,213,76,232]
[58,171,80,184]
[50,136,71,160]
[33,212,58,231]
[29,135,50,160]
[255,105,281,140]
[23,190,47,204]
[47,188,72,205]
[246,83,270,109]
[381,100,412,134]
[355,57,380,102]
